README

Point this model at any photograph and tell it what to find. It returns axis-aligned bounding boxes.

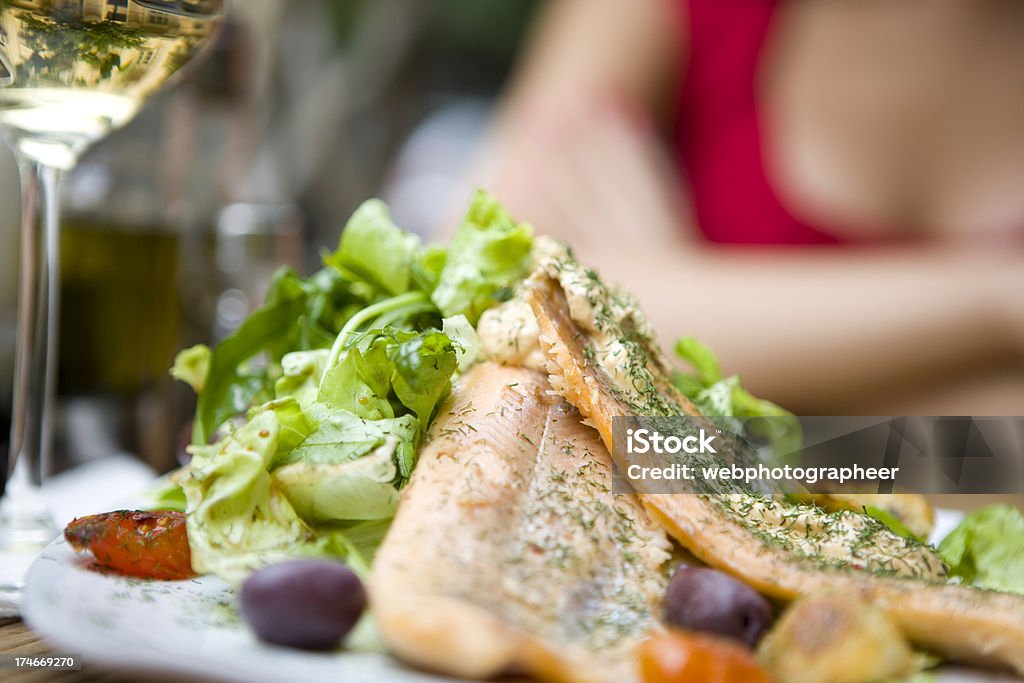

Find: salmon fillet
[527,264,1024,675]
[370,363,671,683]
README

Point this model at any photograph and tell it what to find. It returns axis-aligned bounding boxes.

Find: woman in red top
[476,0,1024,414]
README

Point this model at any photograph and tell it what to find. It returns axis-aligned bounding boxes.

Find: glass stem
[0,157,61,616]
[8,158,61,495]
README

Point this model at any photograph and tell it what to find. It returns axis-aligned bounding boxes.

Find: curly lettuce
[173,191,529,582]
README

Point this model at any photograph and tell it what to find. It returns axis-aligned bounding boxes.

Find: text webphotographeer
[626,462,899,486]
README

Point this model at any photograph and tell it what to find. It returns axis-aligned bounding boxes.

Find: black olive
[665,565,773,647]
[240,560,366,650]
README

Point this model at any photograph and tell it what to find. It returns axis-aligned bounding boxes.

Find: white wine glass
[0,0,225,616]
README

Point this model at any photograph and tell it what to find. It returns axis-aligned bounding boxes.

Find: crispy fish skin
[527,271,1024,675]
[370,363,671,683]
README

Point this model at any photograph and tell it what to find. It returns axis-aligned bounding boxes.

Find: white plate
[20,509,1021,683]
[22,537,456,683]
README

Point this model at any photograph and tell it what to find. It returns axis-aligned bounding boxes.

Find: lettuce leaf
[320,346,397,420]
[674,337,721,386]
[313,519,392,578]
[673,336,802,461]
[141,476,188,513]
[442,314,480,373]
[274,408,417,472]
[273,442,403,523]
[182,408,320,583]
[169,344,210,393]
[431,190,534,324]
[274,349,329,407]
[938,505,1024,594]
[184,324,456,582]
[327,199,420,296]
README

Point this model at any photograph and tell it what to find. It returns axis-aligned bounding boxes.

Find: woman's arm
[592,240,1024,414]
[475,0,687,243]
[473,0,1024,414]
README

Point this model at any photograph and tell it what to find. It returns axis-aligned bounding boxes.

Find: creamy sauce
[477,298,547,371]
[532,236,678,416]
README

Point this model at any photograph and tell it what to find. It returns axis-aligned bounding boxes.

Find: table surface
[5,496,1023,682]
[0,617,194,682]
[0,618,138,682]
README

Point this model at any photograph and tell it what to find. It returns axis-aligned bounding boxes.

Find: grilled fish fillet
[526,258,1024,675]
[371,363,671,683]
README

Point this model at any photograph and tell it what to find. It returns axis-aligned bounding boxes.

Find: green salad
[939,504,1024,594]
[168,191,794,583]
[169,192,529,581]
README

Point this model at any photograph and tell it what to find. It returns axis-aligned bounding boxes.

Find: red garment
[673,0,842,245]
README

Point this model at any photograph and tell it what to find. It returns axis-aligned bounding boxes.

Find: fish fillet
[370,362,671,683]
[527,269,1024,675]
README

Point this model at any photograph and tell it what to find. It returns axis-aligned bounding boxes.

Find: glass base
[0,462,58,617]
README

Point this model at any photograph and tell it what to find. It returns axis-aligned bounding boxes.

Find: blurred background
[0,0,541,476]
[1,0,1022,479]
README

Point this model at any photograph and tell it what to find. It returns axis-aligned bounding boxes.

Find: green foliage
[939,505,1024,594]
[172,194,526,582]
[673,335,803,462]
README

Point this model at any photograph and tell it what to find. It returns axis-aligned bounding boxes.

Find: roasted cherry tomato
[639,630,773,683]
[64,510,195,580]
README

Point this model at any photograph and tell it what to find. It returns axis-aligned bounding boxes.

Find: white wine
[0,0,222,169]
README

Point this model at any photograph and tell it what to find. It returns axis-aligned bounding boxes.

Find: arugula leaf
[181,265,366,446]
[431,190,534,324]
[190,287,307,445]
[293,267,366,349]
[321,291,437,374]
